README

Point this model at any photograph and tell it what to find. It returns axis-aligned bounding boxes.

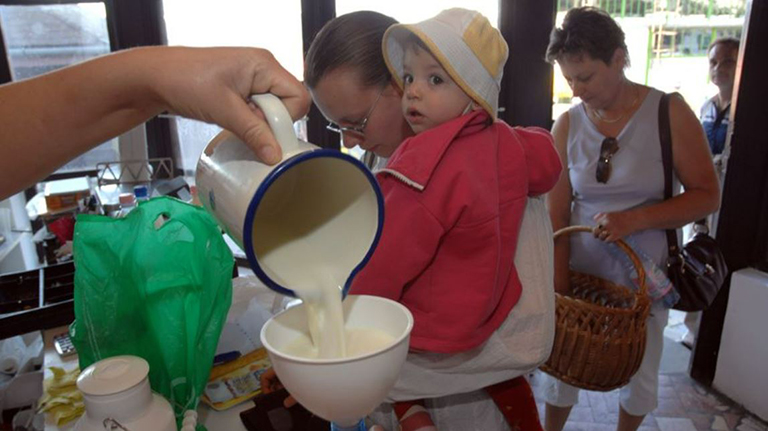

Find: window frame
[0,0,174,182]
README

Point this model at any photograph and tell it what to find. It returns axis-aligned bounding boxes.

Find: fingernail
[257,145,279,164]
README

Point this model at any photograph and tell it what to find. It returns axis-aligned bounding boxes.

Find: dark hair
[545,7,628,66]
[304,11,397,89]
[707,36,740,55]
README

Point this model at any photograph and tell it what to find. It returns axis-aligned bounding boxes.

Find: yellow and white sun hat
[382,8,508,119]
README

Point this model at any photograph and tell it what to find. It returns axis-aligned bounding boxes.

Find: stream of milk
[282,270,395,360]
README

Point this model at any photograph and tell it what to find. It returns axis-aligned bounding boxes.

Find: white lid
[77,355,150,396]
[44,177,90,196]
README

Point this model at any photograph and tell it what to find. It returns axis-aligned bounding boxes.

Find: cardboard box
[44,178,90,211]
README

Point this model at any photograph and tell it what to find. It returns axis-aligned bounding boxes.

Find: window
[552,0,746,120]
[335,1,499,26]
[162,0,304,174]
[0,3,117,173]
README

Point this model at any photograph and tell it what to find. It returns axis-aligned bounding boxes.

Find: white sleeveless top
[567,88,679,288]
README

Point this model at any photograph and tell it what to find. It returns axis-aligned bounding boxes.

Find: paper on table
[0,336,26,375]
[38,366,84,426]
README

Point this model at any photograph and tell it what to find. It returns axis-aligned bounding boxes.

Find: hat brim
[383,23,497,119]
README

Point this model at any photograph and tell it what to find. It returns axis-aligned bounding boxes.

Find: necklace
[592,83,640,124]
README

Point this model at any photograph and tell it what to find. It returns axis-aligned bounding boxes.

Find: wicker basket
[540,226,652,392]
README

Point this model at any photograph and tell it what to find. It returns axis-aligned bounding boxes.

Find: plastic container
[133,185,149,202]
[74,356,176,431]
[117,193,136,217]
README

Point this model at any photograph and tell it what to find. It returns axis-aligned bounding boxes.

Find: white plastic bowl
[260,294,413,426]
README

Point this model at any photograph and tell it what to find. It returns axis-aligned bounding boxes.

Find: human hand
[592,212,635,242]
[148,46,310,164]
[260,368,384,429]
[259,367,297,408]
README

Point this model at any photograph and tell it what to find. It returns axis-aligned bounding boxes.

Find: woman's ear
[611,48,628,70]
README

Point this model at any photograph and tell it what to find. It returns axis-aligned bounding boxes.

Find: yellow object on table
[201,348,272,411]
[38,366,84,426]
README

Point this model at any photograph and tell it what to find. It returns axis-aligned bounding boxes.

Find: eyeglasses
[326,86,386,141]
[596,137,619,184]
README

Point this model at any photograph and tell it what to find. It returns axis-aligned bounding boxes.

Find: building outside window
[0,4,117,173]
[162,0,304,175]
[552,0,746,120]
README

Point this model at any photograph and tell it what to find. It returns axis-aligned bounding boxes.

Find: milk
[298,273,348,359]
[283,327,396,359]
[286,269,396,360]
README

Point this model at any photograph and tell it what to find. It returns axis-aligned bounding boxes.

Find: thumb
[283,395,297,409]
[217,93,282,165]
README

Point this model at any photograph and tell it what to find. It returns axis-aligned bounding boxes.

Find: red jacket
[350,111,562,353]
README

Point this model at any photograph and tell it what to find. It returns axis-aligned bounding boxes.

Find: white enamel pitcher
[195,94,383,297]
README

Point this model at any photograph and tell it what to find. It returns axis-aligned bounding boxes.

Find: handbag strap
[658,93,681,260]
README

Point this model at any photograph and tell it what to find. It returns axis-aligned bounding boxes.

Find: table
[41,276,282,431]
[41,330,252,431]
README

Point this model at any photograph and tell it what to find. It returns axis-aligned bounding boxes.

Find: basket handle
[553,225,647,298]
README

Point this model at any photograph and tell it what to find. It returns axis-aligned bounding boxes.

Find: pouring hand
[151,46,310,164]
[0,45,310,201]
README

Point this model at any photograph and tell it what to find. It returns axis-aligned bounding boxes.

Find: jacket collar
[380,110,491,190]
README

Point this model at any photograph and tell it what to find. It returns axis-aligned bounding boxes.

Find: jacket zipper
[376,168,425,191]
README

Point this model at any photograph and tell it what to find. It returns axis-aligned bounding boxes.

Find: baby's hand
[261,368,385,429]
[259,367,296,408]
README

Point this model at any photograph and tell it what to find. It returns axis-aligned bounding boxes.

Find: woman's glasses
[596,137,619,184]
[326,87,386,141]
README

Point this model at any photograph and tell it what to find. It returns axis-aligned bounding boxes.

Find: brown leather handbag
[659,93,728,312]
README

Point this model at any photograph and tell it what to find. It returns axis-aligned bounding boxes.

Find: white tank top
[567,88,679,288]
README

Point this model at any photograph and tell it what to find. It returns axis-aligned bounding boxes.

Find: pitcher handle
[250,93,301,155]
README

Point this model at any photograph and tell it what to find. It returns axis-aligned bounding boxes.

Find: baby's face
[401,44,473,134]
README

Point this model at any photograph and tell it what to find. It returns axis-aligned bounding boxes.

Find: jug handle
[250,93,301,155]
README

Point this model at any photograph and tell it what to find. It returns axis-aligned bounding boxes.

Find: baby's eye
[429,75,444,85]
[403,74,413,84]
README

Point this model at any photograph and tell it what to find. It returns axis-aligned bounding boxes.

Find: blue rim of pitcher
[242,149,384,299]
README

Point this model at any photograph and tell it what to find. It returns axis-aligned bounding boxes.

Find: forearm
[624,187,720,232]
[0,47,165,199]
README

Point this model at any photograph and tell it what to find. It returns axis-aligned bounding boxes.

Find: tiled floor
[529,311,768,431]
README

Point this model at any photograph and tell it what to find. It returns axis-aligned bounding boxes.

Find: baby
[350,8,562,431]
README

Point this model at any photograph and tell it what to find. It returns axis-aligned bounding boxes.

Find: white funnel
[260,295,413,426]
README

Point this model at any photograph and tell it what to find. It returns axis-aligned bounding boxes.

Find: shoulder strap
[658,93,680,257]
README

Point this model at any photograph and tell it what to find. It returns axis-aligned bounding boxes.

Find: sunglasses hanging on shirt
[596,137,619,184]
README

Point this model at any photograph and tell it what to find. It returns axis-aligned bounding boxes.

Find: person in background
[348,9,561,431]
[681,36,740,349]
[700,36,739,157]
[263,10,560,431]
[543,7,720,431]
[0,46,310,201]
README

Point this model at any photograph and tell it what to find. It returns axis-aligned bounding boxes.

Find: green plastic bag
[71,196,233,419]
